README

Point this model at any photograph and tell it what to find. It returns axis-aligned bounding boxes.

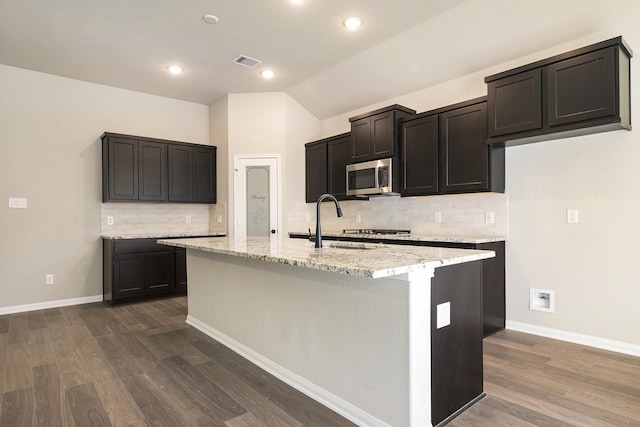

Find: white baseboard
[187,315,391,427]
[0,294,103,315]
[506,321,640,357]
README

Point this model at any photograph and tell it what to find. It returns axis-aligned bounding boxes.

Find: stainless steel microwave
[346,158,396,196]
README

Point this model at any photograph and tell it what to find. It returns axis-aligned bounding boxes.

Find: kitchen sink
[306,241,386,250]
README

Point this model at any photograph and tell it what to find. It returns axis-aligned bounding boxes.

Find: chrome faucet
[315,194,343,248]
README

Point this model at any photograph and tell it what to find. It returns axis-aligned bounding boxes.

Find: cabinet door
[351,117,371,161]
[175,248,187,292]
[305,142,328,203]
[400,115,439,196]
[145,252,175,292]
[113,254,145,296]
[371,111,395,158]
[168,145,192,202]
[440,103,489,193]
[477,242,505,337]
[547,47,616,127]
[327,135,352,199]
[138,141,167,201]
[487,68,542,137]
[107,137,139,201]
[192,147,217,203]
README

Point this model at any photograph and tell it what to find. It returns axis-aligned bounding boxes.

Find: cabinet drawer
[113,238,169,254]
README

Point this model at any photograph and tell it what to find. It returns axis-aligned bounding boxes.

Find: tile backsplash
[289,193,508,237]
[101,203,210,237]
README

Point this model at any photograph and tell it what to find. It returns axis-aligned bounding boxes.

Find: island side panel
[430,260,484,425]
[185,248,415,427]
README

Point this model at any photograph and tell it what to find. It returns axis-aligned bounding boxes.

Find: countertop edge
[159,237,495,279]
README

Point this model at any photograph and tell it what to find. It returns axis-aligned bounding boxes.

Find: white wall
[0,65,208,310]
[318,24,640,347]
[220,92,320,237]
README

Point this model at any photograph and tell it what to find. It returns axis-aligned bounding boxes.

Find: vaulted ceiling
[0,0,635,119]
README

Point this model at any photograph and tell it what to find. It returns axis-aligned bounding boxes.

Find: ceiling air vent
[234,55,262,68]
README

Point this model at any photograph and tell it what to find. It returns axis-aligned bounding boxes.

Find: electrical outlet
[217,215,223,224]
[434,212,442,223]
[107,216,114,226]
[567,209,579,224]
[356,213,362,223]
[45,274,54,285]
[485,211,495,224]
[186,216,192,224]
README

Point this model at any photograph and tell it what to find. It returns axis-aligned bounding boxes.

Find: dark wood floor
[0,297,639,426]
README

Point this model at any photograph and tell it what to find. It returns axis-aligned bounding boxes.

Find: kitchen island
[159,236,495,427]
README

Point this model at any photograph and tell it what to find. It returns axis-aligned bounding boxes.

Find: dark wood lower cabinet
[103,238,186,306]
[175,248,187,292]
[431,260,484,426]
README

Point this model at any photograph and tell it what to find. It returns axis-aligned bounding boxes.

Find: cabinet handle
[120,287,142,292]
[149,284,169,289]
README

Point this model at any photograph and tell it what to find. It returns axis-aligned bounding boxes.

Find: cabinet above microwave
[349,105,415,162]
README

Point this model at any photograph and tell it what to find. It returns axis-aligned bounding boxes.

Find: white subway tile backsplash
[290,192,508,237]
[101,202,211,237]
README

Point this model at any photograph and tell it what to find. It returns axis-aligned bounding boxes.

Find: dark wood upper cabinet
[168,144,192,202]
[349,105,415,161]
[327,133,352,199]
[304,139,328,203]
[487,68,542,137]
[192,147,217,203]
[305,132,359,202]
[400,114,439,196]
[102,132,216,204]
[104,136,139,201]
[138,140,167,201]
[440,101,493,193]
[399,97,504,197]
[485,36,632,146]
[547,47,617,127]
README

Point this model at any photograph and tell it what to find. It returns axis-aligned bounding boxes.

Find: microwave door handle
[374,167,380,189]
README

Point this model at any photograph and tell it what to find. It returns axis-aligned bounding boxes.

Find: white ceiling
[0,0,636,119]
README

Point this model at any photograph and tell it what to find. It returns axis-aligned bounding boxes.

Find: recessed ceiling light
[343,16,362,31]
[202,14,219,24]
[291,0,304,4]
[260,70,275,79]
[167,65,183,75]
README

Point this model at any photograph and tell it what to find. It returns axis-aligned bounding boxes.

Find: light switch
[9,198,27,208]
[437,302,451,329]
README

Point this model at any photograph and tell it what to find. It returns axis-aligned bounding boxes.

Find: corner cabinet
[304,132,354,203]
[102,132,216,203]
[400,97,505,196]
[486,36,632,146]
[349,105,415,161]
[304,139,328,203]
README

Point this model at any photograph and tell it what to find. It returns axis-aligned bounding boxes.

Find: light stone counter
[102,232,225,240]
[158,236,494,279]
[289,231,506,244]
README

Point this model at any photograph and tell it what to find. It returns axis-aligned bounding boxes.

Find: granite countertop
[289,231,506,244]
[158,236,494,279]
[102,232,226,240]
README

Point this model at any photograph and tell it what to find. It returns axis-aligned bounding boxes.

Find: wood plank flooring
[450,330,640,427]
[0,296,638,426]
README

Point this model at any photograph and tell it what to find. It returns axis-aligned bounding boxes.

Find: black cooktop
[342,229,411,235]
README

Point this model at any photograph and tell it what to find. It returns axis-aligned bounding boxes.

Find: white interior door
[234,155,280,238]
